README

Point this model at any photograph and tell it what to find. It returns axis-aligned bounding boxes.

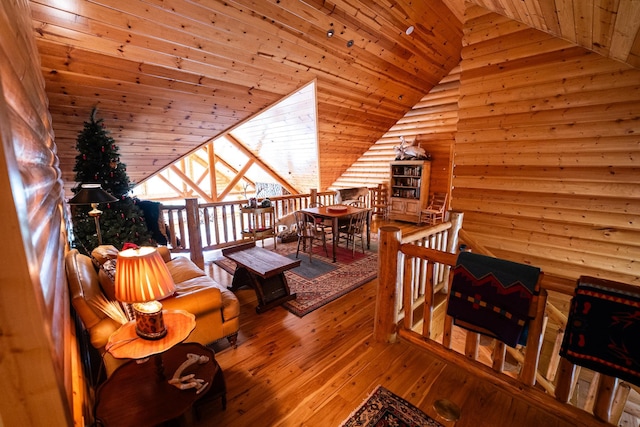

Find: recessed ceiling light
[406,26,414,35]
[346,40,354,47]
[327,29,334,38]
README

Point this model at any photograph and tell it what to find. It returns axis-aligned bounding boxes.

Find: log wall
[332,66,460,199]
[452,5,640,285]
[0,0,74,425]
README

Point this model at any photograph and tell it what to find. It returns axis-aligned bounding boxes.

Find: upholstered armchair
[65,246,240,376]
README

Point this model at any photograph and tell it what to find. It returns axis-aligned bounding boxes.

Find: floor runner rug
[340,386,443,427]
[212,240,377,317]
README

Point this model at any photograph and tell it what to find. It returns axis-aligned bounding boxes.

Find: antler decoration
[168,353,210,394]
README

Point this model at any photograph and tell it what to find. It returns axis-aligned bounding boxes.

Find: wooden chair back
[372,183,389,218]
[338,210,368,256]
[293,210,328,261]
[421,192,448,225]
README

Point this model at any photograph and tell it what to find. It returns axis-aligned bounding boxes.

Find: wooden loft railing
[157,187,382,267]
[374,217,633,426]
[159,191,331,267]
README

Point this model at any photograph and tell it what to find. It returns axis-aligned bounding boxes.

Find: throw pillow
[99,259,117,299]
[91,245,119,266]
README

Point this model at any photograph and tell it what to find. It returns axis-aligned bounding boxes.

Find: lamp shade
[68,183,118,205]
[114,247,176,303]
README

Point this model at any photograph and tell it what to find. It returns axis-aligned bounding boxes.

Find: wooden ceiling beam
[168,164,214,203]
[225,133,299,195]
[217,159,254,201]
[207,143,218,202]
[155,172,190,199]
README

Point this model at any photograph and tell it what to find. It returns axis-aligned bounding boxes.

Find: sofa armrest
[157,246,173,263]
[161,283,223,317]
[89,317,122,350]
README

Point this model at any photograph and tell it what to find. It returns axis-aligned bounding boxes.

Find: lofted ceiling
[31,0,463,195]
[29,0,640,196]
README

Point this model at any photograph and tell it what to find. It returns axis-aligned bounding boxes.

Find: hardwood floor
[190,220,585,427]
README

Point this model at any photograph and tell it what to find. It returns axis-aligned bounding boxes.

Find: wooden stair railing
[375,225,617,427]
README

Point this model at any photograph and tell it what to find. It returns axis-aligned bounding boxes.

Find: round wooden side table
[95,342,220,427]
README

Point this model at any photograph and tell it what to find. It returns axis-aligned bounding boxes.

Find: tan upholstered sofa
[65,245,239,375]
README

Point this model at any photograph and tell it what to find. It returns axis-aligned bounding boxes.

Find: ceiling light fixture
[406,26,414,35]
[327,28,334,38]
[346,40,354,48]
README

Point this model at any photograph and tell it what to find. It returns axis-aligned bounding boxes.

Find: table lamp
[114,247,176,340]
[68,183,118,245]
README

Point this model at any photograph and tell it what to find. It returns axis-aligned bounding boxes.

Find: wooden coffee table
[222,242,301,313]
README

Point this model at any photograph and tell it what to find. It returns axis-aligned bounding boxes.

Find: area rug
[340,386,443,427]
[212,240,377,316]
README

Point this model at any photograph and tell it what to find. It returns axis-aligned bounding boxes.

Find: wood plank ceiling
[29,0,640,195]
[30,0,462,194]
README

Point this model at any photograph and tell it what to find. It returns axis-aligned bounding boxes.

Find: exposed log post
[185,198,204,269]
[310,188,317,206]
[207,142,218,201]
[374,226,401,343]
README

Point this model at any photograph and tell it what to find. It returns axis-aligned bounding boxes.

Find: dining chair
[308,202,332,234]
[293,210,328,263]
[338,210,368,257]
[371,183,389,220]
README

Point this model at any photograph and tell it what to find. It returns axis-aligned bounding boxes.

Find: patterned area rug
[341,386,443,427]
[213,240,377,316]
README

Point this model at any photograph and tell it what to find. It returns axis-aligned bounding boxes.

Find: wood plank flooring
[190,220,586,427]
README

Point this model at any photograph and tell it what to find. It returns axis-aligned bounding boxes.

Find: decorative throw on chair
[446,252,541,348]
[560,276,640,387]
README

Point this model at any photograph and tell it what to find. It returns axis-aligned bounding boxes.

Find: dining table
[300,205,371,262]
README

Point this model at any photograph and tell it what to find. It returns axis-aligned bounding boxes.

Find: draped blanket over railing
[375,220,632,427]
[447,251,541,347]
[560,276,640,387]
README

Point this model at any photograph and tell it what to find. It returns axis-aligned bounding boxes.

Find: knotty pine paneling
[470,0,640,68]
[30,0,462,194]
[332,67,459,204]
[453,5,640,285]
[0,1,74,425]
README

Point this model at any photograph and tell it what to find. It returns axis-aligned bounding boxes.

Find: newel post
[185,198,204,269]
[374,226,402,343]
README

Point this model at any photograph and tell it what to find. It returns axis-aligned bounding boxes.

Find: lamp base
[132,302,167,340]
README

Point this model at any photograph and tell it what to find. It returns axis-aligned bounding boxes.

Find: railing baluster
[402,256,414,331]
[203,207,211,246]
[423,261,435,338]
[211,206,221,246]
[177,210,186,249]
[159,191,339,254]
[167,209,177,248]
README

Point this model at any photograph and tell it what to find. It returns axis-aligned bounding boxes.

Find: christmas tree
[71,108,153,253]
